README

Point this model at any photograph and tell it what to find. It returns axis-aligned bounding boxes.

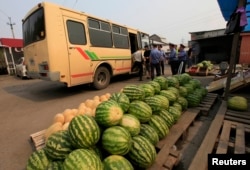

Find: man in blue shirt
[167,43,178,75]
[178,44,187,74]
[149,44,161,80]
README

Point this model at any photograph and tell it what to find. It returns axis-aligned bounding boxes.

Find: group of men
[132,43,192,81]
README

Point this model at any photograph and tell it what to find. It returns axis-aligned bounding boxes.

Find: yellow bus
[22,2,149,89]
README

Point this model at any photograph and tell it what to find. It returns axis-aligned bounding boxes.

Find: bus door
[63,16,92,86]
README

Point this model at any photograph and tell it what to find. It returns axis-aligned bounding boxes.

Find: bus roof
[22,1,148,35]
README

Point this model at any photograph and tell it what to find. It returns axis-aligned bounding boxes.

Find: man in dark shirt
[143,45,151,79]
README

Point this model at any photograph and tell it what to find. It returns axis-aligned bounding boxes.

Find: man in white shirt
[132,49,144,81]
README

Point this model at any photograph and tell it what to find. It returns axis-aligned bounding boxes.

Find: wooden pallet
[188,101,227,170]
[30,129,46,151]
[148,108,201,170]
[189,100,250,170]
[215,120,250,154]
[224,109,250,125]
[195,93,218,115]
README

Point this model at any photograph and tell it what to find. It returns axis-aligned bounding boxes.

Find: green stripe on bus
[90,52,99,60]
[100,56,131,59]
[85,50,98,60]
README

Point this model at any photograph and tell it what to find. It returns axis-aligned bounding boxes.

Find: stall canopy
[217,0,239,21]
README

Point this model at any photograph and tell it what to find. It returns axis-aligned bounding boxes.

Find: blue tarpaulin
[217,0,239,21]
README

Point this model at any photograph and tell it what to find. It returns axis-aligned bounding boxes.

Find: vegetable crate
[189,100,250,170]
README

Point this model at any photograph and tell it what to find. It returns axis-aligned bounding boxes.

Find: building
[189,29,234,64]
[0,38,23,75]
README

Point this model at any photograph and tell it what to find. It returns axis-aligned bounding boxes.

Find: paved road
[0,65,214,170]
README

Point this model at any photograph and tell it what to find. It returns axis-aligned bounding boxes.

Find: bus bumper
[27,71,60,81]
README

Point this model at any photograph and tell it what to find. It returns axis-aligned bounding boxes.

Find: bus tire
[93,66,110,90]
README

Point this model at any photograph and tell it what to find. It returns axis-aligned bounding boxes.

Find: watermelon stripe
[102,126,131,155]
[26,149,50,170]
[128,136,156,168]
[68,115,100,148]
[63,149,102,170]
[45,131,72,160]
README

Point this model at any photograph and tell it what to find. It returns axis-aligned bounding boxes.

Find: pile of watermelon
[26,73,208,170]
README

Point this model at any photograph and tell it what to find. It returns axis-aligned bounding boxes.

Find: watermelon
[147,81,161,94]
[178,86,188,97]
[148,115,169,139]
[144,96,163,112]
[183,83,194,94]
[68,115,100,148]
[95,100,124,127]
[26,148,50,170]
[122,84,145,101]
[186,93,201,107]
[176,96,188,110]
[167,87,180,97]
[166,76,179,88]
[103,155,134,170]
[154,95,170,110]
[63,149,103,170]
[172,102,182,112]
[44,130,73,160]
[127,135,156,168]
[159,90,177,105]
[128,100,152,123]
[189,79,202,88]
[91,145,103,161]
[157,109,175,128]
[227,96,248,111]
[139,124,159,146]
[153,76,168,90]
[119,114,141,136]
[102,126,132,155]
[109,92,130,112]
[168,106,182,123]
[139,83,155,97]
[47,161,64,170]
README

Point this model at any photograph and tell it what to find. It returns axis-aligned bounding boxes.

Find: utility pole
[7,17,15,39]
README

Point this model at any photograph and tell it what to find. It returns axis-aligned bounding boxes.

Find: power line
[0,8,16,38]
[7,17,15,38]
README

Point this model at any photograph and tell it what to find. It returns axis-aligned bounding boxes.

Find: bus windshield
[23,7,45,46]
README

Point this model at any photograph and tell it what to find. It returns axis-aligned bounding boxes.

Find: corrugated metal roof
[217,0,239,21]
[0,38,23,47]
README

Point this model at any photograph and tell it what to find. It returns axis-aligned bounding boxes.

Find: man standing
[177,44,187,74]
[187,44,193,68]
[132,48,144,81]
[149,44,161,80]
[158,44,166,75]
[167,43,178,75]
[143,45,151,79]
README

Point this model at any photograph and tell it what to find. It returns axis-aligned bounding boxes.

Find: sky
[0,0,227,44]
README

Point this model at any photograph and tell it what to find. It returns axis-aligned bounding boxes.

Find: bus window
[112,25,129,49]
[88,18,112,47]
[66,20,86,45]
[23,8,45,46]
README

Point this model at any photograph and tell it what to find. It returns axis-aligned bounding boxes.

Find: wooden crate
[30,129,46,151]
[215,120,250,154]
[195,93,218,115]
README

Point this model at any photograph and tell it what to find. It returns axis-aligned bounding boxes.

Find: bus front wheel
[93,66,110,90]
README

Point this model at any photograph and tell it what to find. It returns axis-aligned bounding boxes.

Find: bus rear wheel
[93,66,110,90]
